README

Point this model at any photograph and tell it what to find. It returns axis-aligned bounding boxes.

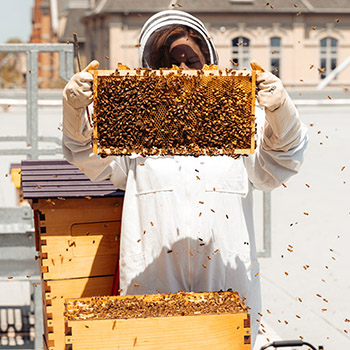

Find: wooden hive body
[65,293,251,350]
[21,160,124,350]
[66,313,250,350]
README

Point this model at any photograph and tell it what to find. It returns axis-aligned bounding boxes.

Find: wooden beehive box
[21,160,124,350]
[91,67,257,158]
[21,160,251,350]
[65,292,251,350]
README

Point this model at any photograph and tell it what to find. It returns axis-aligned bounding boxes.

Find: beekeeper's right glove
[62,60,99,143]
[63,60,99,109]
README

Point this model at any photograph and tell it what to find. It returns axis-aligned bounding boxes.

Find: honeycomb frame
[91,68,257,157]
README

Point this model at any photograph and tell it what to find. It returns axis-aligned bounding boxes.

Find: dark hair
[148,25,210,69]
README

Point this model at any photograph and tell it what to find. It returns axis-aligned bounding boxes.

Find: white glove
[256,72,287,112]
[63,60,99,109]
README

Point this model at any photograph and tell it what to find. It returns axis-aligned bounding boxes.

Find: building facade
[56,0,89,67]
[30,0,60,88]
[30,0,89,87]
[81,0,350,89]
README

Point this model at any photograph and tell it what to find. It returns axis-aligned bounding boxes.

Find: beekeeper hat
[139,9,218,67]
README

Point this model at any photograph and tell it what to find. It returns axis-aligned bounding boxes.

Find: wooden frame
[91,68,257,157]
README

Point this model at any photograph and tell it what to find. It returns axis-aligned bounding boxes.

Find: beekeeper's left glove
[251,61,303,150]
[63,60,99,109]
[256,71,287,112]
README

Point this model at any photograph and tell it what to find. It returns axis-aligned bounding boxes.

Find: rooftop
[87,0,350,15]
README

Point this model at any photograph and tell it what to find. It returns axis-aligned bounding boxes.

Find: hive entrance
[92,68,256,157]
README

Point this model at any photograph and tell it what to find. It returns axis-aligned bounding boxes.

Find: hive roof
[21,160,123,199]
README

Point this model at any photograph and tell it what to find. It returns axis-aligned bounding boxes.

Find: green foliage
[0,38,26,88]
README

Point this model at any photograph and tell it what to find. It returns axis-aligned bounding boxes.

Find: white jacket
[62,97,308,345]
[62,10,308,347]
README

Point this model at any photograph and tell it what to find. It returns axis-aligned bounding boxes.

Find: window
[270,37,281,78]
[320,37,338,79]
[232,37,250,69]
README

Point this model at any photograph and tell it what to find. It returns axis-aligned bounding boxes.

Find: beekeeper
[62,10,308,346]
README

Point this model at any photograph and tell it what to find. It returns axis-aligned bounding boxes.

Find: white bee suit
[62,10,308,347]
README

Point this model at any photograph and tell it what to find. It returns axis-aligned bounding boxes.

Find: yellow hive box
[32,197,122,350]
[65,292,251,350]
[91,67,257,158]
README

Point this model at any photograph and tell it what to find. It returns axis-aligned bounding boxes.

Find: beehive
[65,292,251,350]
[21,161,251,350]
[21,160,124,350]
[92,67,256,157]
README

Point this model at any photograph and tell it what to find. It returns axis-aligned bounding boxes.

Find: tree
[0,38,26,89]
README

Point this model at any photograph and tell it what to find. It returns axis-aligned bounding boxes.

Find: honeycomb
[65,291,248,320]
[92,67,256,157]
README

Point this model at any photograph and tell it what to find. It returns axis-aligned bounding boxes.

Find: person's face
[169,35,206,69]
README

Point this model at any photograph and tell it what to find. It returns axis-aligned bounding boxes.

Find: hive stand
[21,160,124,350]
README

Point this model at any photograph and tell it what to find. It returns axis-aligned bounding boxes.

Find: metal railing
[260,191,271,258]
[0,43,74,159]
[0,207,41,349]
[0,43,74,350]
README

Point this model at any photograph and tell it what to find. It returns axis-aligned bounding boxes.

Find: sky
[0,0,35,43]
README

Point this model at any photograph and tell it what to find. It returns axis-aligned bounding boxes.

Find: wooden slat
[41,221,120,257]
[42,255,118,280]
[23,180,113,186]
[66,313,250,350]
[93,69,253,77]
[23,185,118,191]
[22,175,90,181]
[250,70,257,154]
[33,197,123,212]
[22,169,87,175]
[22,160,74,167]
[21,164,77,170]
[44,276,114,350]
[37,201,123,234]
[26,191,120,198]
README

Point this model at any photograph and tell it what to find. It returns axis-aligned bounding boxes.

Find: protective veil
[139,9,218,67]
[62,10,308,348]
